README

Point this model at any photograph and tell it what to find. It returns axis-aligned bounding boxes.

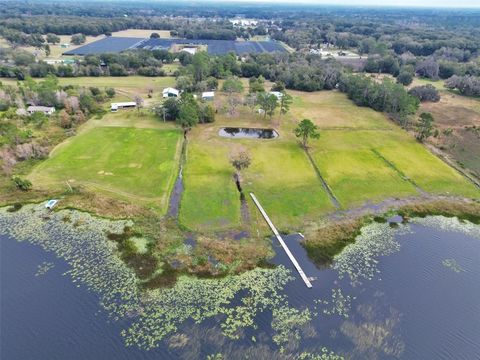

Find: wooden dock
[249,193,312,288]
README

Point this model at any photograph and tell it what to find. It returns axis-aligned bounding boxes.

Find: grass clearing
[243,140,334,230]
[29,126,182,212]
[180,139,240,231]
[290,90,394,130]
[310,136,418,207]
[377,141,479,198]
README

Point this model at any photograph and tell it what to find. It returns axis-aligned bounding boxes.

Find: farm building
[269,91,284,100]
[181,47,198,55]
[27,106,55,115]
[110,102,137,112]
[163,87,180,98]
[202,91,215,101]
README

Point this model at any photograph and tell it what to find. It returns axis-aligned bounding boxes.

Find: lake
[1,207,479,359]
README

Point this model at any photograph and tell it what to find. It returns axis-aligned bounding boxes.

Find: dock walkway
[249,193,312,288]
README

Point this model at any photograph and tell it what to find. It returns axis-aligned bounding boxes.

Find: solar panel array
[64,37,286,56]
[64,37,145,55]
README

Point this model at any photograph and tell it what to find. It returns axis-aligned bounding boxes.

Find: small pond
[219,127,279,139]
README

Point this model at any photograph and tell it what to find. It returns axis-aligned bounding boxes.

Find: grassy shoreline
[3,193,479,285]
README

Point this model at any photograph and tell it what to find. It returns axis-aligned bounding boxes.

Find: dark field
[63,37,144,55]
[64,37,287,55]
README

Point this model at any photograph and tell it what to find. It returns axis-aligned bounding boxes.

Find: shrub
[408,84,440,102]
[11,176,32,191]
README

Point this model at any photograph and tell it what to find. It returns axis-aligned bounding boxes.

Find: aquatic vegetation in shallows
[0,204,301,350]
[442,259,465,273]
[35,261,55,276]
[314,288,355,319]
[332,222,404,285]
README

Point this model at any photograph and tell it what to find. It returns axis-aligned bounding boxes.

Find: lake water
[1,209,479,359]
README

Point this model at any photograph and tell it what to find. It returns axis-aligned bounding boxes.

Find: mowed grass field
[242,141,334,228]
[179,89,478,231]
[180,139,240,231]
[22,74,479,232]
[29,126,182,212]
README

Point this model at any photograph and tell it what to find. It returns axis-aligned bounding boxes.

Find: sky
[226,0,480,8]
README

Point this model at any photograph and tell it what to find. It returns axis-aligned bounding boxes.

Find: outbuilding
[201,91,215,101]
[27,106,56,116]
[110,102,137,112]
[269,91,284,101]
[162,87,180,98]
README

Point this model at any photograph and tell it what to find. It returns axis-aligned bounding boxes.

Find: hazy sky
[231,0,480,8]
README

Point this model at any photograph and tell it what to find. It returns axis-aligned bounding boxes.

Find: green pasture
[179,140,240,231]
[29,126,182,211]
[243,140,334,229]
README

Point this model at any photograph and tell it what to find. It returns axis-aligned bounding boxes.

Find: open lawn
[290,90,394,130]
[310,132,419,207]
[29,126,182,212]
[180,139,241,231]
[377,140,479,198]
[243,141,334,229]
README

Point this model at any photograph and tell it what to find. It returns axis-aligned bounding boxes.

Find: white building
[27,106,55,115]
[162,87,180,98]
[181,47,198,55]
[269,91,284,101]
[201,91,215,101]
[110,102,137,112]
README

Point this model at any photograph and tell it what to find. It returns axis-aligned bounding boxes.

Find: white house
[110,102,137,112]
[27,106,55,115]
[269,91,284,101]
[162,87,180,98]
[201,91,215,101]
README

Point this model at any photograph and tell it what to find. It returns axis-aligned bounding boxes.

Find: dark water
[1,220,480,359]
[219,127,279,139]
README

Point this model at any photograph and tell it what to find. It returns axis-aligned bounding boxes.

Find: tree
[105,88,116,98]
[257,93,277,120]
[70,33,86,45]
[59,109,72,128]
[46,34,60,44]
[397,71,413,86]
[271,81,285,92]
[222,76,244,94]
[191,52,210,83]
[416,112,434,142]
[230,149,251,192]
[177,102,199,135]
[408,85,440,102]
[279,91,292,119]
[156,98,180,121]
[248,76,265,93]
[134,95,144,113]
[415,58,439,80]
[294,119,320,148]
[222,77,244,116]
[245,93,257,113]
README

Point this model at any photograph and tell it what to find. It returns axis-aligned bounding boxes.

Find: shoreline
[2,193,479,285]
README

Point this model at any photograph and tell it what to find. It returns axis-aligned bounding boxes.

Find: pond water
[219,127,279,139]
[1,208,480,359]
